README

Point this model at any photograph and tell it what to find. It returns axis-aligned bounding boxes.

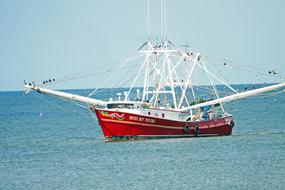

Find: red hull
[93,108,234,139]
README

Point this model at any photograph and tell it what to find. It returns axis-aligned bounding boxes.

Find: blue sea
[0,87,285,190]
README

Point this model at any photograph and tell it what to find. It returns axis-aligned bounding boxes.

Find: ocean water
[0,88,285,190]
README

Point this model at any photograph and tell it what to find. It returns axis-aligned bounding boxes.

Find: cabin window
[148,111,151,115]
[162,113,165,118]
[107,104,134,109]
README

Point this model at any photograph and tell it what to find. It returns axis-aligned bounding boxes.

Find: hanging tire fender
[194,124,200,136]
[183,123,190,133]
[229,120,235,128]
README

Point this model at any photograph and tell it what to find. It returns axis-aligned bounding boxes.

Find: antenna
[181,41,190,51]
[160,0,163,41]
[164,0,167,41]
[160,0,165,41]
[147,0,150,41]
[160,0,167,42]
[148,0,167,42]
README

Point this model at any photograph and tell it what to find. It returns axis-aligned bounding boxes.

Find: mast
[142,43,150,102]
[177,53,199,109]
[166,47,177,109]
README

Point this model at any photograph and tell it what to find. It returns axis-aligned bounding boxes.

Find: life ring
[183,124,190,133]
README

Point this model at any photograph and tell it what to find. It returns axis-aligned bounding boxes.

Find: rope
[87,53,144,97]
[40,62,141,89]
[205,55,285,80]
[31,91,89,117]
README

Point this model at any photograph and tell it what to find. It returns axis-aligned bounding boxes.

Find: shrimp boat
[24,39,285,140]
[24,2,285,140]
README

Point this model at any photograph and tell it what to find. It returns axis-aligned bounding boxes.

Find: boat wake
[232,131,285,137]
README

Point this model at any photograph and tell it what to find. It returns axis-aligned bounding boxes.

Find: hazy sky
[1,0,285,91]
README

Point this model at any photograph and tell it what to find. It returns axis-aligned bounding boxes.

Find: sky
[0,0,285,91]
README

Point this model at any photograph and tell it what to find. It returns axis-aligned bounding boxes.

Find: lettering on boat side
[99,111,125,120]
[129,116,156,124]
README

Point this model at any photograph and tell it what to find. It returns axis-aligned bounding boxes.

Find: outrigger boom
[24,84,107,106]
[24,82,285,111]
[179,82,285,111]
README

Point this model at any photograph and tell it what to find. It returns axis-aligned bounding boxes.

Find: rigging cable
[87,53,144,97]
